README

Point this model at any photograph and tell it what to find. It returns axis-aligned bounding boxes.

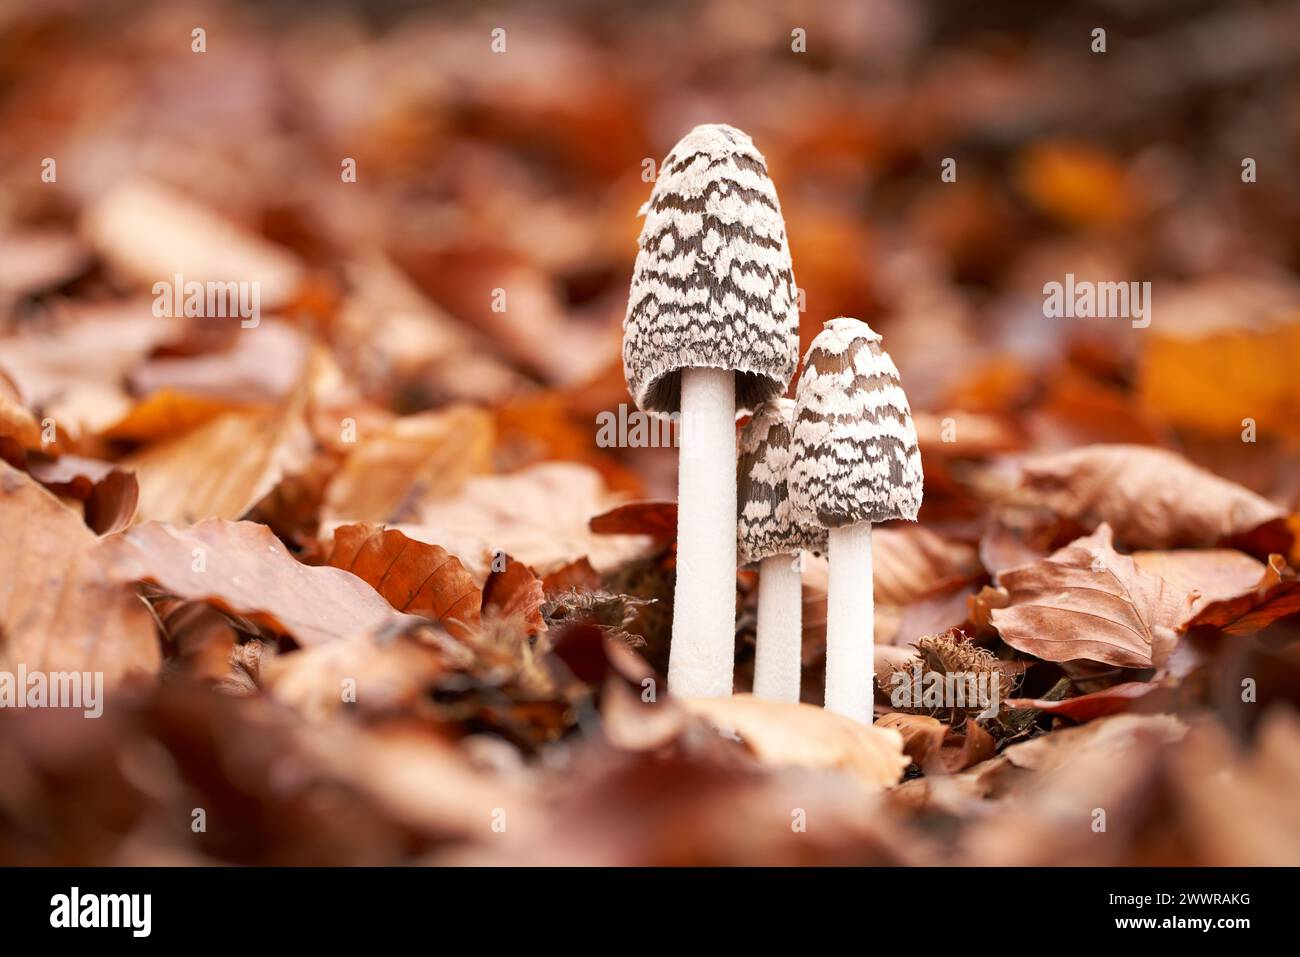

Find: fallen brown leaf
[27,455,139,534]
[326,523,481,640]
[99,519,403,647]
[128,320,308,406]
[82,180,304,309]
[0,462,158,684]
[482,556,547,637]
[589,500,678,541]
[261,631,449,721]
[680,694,909,791]
[320,405,493,526]
[125,408,312,524]
[990,524,1191,668]
[1184,554,1300,635]
[1131,548,1266,626]
[400,462,654,577]
[1003,680,1175,722]
[1010,444,1291,554]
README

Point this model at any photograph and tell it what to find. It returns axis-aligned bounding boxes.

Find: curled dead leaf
[1184,554,1300,635]
[27,455,139,534]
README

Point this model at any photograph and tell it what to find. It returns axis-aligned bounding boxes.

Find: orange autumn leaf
[326,523,481,640]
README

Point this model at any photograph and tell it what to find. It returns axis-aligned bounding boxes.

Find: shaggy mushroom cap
[623,124,799,415]
[737,399,829,564]
[788,317,924,527]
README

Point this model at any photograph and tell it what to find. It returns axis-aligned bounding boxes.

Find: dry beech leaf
[1011,444,1291,554]
[399,462,654,578]
[0,229,91,298]
[879,697,997,773]
[589,500,678,541]
[0,462,158,684]
[321,405,493,526]
[680,694,909,791]
[152,597,240,686]
[990,524,1191,668]
[27,455,139,534]
[336,257,526,406]
[912,410,1021,457]
[482,556,547,637]
[99,519,402,647]
[978,504,1082,576]
[82,179,304,308]
[872,526,983,605]
[1169,710,1300,867]
[964,713,1188,867]
[128,320,309,406]
[1003,680,1174,722]
[306,722,539,842]
[100,389,256,444]
[1130,549,1266,627]
[0,371,42,451]
[260,632,447,721]
[326,523,481,641]
[1002,712,1187,773]
[1184,554,1300,635]
[600,676,689,752]
[542,557,602,594]
[125,408,312,524]
[944,720,996,772]
[877,713,946,768]
[0,307,177,440]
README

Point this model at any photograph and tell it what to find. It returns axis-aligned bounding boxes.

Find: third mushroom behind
[788,317,924,723]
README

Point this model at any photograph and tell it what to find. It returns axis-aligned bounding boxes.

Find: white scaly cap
[623,124,800,415]
[788,317,924,526]
[737,399,829,563]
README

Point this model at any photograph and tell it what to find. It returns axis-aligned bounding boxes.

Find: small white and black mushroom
[738,399,827,702]
[789,317,923,723]
[623,123,800,700]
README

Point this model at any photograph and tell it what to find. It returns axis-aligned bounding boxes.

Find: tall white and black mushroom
[737,399,827,702]
[789,318,923,723]
[624,124,800,699]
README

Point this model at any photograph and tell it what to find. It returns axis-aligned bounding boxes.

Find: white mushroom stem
[825,522,874,723]
[667,366,737,699]
[753,552,802,702]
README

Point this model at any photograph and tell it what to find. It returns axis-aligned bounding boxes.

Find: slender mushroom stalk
[737,399,827,702]
[789,318,923,723]
[624,124,800,699]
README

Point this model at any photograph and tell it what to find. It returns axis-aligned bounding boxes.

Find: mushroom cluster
[623,125,922,721]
